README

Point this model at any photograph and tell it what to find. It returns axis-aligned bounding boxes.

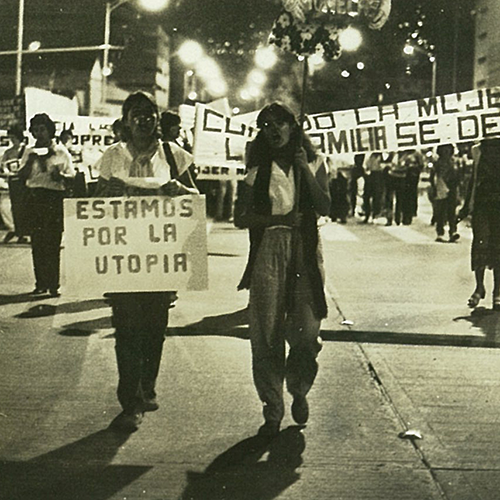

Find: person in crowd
[112,118,125,143]
[350,153,365,217]
[362,152,384,223]
[402,149,424,225]
[458,138,500,310]
[0,125,28,243]
[17,114,75,296]
[234,102,330,437]
[327,155,350,224]
[430,144,460,243]
[384,151,407,226]
[94,92,198,433]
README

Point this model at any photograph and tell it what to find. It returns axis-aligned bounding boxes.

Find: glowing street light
[178,40,204,66]
[255,46,278,70]
[339,26,362,52]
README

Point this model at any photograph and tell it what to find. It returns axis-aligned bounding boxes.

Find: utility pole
[15,0,25,96]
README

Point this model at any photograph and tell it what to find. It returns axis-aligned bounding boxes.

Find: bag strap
[162,141,179,180]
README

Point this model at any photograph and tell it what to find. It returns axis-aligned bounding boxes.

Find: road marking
[320,224,360,242]
[380,225,435,244]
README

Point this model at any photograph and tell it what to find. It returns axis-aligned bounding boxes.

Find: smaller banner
[193,103,258,168]
[63,195,208,296]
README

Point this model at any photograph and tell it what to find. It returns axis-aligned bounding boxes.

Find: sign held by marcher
[63,195,208,295]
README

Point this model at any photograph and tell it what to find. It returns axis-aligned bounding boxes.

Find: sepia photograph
[0,0,498,498]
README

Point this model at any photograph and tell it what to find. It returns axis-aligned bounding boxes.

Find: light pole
[15,0,25,96]
[102,0,170,103]
[404,43,437,98]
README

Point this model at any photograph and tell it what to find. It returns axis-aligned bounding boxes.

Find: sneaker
[141,398,159,412]
[291,396,309,425]
[449,233,460,243]
[3,232,15,243]
[435,236,446,243]
[257,421,280,437]
[110,410,143,433]
[31,287,48,295]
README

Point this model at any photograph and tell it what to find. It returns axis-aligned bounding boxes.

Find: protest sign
[63,194,208,296]
[192,87,500,166]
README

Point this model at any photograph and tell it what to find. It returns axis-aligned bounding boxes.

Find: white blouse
[245,155,325,215]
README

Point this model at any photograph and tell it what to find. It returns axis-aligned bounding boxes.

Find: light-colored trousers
[249,227,323,424]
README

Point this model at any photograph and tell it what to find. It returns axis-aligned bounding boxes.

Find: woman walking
[19,114,75,296]
[235,102,330,437]
[458,138,500,310]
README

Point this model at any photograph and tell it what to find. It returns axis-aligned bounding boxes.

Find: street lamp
[102,0,169,102]
[403,42,437,98]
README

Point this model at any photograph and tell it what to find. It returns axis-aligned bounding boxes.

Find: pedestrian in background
[18,113,74,297]
[362,152,384,223]
[234,102,330,437]
[430,144,460,243]
[94,92,198,433]
[402,149,424,225]
[384,152,407,226]
[458,138,500,310]
[0,125,28,243]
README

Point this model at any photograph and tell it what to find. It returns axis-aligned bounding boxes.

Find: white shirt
[245,155,326,215]
[21,143,74,191]
[96,140,193,189]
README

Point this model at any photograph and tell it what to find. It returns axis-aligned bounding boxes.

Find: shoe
[291,396,309,425]
[435,236,446,243]
[449,233,460,243]
[3,232,15,243]
[17,236,28,244]
[110,410,143,433]
[141,398,159,412]
[493,295,500,311]
[385,220,392,226]
[48,289,60,297]
[257,421,280,437]
[468,289,486,308]
[31,287,48,295]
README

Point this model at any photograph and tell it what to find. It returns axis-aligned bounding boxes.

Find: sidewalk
[1,222,500,499]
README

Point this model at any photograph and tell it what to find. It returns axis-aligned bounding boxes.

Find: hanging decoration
[270,0,391,60]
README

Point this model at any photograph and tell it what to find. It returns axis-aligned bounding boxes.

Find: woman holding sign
[94,92,197,433]
[235,102,330,437]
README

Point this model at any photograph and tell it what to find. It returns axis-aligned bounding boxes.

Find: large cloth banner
[63,195,208,296]
[192,88,500,166]
[306,86,500,154]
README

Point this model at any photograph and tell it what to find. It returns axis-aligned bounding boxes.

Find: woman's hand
[107,176,126,196]
[161,179,183,196]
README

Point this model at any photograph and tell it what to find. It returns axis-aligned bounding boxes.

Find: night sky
[0,0,475,112]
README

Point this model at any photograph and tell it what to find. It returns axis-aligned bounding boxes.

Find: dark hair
[121,91,159,141]
[122,91,158,122]
[436,143,454,157]
[29,113,56,139]
[247,102,316,168]
[8,124,25,142]
[160,111,181,135]
[60,129,74,143]
[112,118,123,134]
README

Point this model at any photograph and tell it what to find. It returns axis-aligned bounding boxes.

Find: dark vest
[238,160,328,320]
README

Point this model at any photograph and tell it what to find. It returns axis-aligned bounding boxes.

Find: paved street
[1,195,500,499]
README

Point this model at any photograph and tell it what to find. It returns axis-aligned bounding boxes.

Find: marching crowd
[0,94,499,437]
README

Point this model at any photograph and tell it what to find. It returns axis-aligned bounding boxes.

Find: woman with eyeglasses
[18,113,75,297]
[94,92,198,433]
[235,102,330,437]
